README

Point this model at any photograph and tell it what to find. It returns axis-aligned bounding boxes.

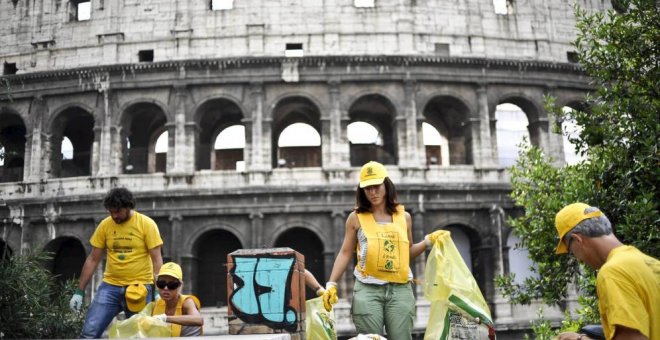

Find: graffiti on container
[229,254,297,331]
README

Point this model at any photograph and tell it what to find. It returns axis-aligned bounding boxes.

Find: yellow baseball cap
[555,203,604,254]
[158,262,183,280]
[125,283,148,312]
[359,161,388,188]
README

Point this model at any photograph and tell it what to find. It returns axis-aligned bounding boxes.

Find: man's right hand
[322,282,338,311]
[69,288,84,311]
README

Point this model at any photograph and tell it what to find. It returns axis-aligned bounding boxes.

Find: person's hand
[322,282,338,311]
[315,286,326,297]
[425,230,446,248]
[69,288,84,311]
[153,314,167,323]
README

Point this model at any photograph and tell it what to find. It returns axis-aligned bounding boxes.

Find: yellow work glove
[424,229,448,248]
[322,282,338,311]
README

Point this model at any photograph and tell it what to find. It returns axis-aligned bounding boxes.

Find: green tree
[497,0,659,335]
[0,251,85,338]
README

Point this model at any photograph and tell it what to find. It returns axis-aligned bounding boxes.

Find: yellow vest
[356,205,410,283]
[152,294,202,337]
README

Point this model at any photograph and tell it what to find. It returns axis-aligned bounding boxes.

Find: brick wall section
[0,0,609,73]
[226,248,306,339]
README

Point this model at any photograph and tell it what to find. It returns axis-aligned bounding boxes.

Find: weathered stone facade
[1,0,607,338]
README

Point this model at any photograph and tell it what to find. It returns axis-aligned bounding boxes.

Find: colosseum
[1,0,608,338]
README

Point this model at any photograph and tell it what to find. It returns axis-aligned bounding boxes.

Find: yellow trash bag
[108,302,171,338]
[424,230,495,340]
[306,296,337,340]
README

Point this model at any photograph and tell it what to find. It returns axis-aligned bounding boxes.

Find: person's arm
[612,325,648,340]
[304,269,324,295]
[406,212,427,260]
[160,298,204,326]
[149,246,163,283]
[77,247,104,290]
[327,212,359,283]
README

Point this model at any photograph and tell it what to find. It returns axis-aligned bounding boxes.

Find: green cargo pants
[350,280,416,340]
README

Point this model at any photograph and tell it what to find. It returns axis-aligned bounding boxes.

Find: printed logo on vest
[376,232,400,272]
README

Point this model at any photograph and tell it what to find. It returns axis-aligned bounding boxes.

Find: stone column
[169,213,183,264]
[24,96,48,182]
[412,206,426,296]
[181,254,197,295]
[489,204,513,323]
[93,89,116,176]
[246,82,271,184]
[249,211,264,248]
[473,85,496,168]
[169,85,195,174]
[324,80,350,170]
[401,79,425,169]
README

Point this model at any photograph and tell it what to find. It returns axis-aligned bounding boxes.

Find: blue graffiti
[229,255,298,331]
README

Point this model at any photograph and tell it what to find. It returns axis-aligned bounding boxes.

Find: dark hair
[355,177,399,214]
[103,187,136,210]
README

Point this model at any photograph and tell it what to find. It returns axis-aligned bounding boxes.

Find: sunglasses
[156,280,181,290]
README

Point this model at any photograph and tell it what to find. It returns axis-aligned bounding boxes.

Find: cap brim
[359,177,385,188]
[555,240,568,254]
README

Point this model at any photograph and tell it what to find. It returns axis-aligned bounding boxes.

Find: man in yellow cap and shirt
[70,187,163,338]
[554,203,659,340]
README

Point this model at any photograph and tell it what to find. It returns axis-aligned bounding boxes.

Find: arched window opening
[43,237,86,287]
[274,227,325,300]
[347,121,390,166]
[506,233,538,284]
[154,131,168,173]
[122,103,166,174]
[51,107,94,178]
[61,137,74,160]
[495,103,530,167]
[0,112,27,182]
[0,238,12,263]
[276,123,321,168]
[195,230,242,307]
[348,95,397,166]
[214,125,245,171]
[561,107,585,165]
[423,122,449,166]
[445,226,473,272]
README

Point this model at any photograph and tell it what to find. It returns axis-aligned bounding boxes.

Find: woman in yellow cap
[150,262,204,336]
[323,161,440,340]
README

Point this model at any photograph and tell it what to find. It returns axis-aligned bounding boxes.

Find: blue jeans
[80,282,154,339]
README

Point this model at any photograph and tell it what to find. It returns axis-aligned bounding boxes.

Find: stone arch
[43,236,86,286]
[47,102,96,131]
[504,231,538,284]
[268,92,326,117]
[418,90,477,119]
[47,105,95,178]
[192,228,243,307]
[193,96,246,171]
[0,108,27,182]
[119,101,169,174]
[492,93,544,123]
[183,222,247,255]
[421,95,474,165]
[118,98,172,127]
[271,95,322,168]
[273,225,326,300]
[347,93,398,166]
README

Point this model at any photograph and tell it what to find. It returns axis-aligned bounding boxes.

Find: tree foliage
[0,251,85,339]
[497,0,659,334]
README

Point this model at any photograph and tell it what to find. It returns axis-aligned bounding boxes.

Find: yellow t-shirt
[90,211,163,286]
[597,245,659,340]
